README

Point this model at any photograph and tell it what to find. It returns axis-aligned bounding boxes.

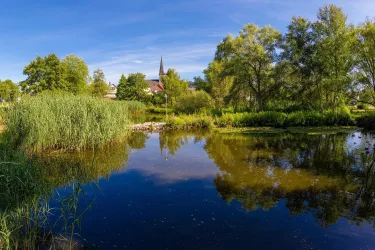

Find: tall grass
[4,93,130,151]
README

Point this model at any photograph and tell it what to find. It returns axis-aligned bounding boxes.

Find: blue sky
[1,0,375,84]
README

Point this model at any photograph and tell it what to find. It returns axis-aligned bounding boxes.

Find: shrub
[285,111,325,126]
[4,93,130,151]
[356,113,375,129]
[323,109,354,126]
[166,114,214,130]
[175,91,214,114]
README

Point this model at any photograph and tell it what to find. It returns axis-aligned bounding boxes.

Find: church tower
[159,56,166,81]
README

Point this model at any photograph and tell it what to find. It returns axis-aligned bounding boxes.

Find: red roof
[147,80,164,92]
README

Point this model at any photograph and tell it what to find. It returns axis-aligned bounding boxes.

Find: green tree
[281,17,324,111]
[61,54,89,94]
[0,79,19,101]
[204,60,233,108]
[176,90,214,114]
[215,24,282,111]
[354,18,375,106]
[193,76,211,93]
[21,54,68,94]
[89,69,109,97]
[313,5,355,111]
[116,74,128,100]
[116,73,149,102]
[162,69,188,106]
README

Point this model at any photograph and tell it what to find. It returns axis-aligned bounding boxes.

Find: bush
[166,114,214,130]
[175,91,214,114]
[214,112,287,127]
[215,110,354,128]
[5,93,130,151]
[356,113,375,129]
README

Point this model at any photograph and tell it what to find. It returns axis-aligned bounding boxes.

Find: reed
[4,93,130,151]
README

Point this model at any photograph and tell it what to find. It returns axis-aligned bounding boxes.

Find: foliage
[166,114,214,130]
[0,79,20,102]
[116,73,150,102]
[214,110,354,128]
[21,54,68,94]
[4,93,129,151]
[89,69,109,97]
[162,69,188,106]
[61,54,89,94]
[355,113,375,129]
[175,90,214,114]
[215,24,283,111]
[354,18,375,106]
[204,60,233,107]
[151,92,166,105]
[193,76,211,93]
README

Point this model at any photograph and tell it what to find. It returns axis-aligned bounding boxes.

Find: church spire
[159,56,165,77]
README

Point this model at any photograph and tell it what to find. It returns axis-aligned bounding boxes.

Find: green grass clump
[4,93,129,151]
[166,114,214,130]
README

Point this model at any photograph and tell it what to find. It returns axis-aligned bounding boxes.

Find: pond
[7,129,375,249]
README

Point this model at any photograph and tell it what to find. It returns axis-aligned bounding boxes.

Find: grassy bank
[164,110,375,130]
[4,94,131,151]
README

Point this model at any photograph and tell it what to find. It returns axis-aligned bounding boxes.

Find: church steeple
[159,56,165,77]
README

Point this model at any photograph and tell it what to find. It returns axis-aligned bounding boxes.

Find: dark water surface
[47,130,375,249]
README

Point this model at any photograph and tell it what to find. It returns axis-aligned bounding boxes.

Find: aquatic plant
[4,93,130,151]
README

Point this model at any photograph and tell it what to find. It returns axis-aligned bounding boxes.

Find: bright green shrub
[166,114,214,129]
[175,91,214,114]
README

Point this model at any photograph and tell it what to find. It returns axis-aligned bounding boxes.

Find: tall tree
[89,69,109,97]
[61,54,89,94]
[313,5,355,111]
[116,73,149,102]
[215,24,282,111]
[116,74,128,100]
[354,18,375,105]
[204,60,233,108]
[282,17,324,110]
[162,69,188,106]
[21,54,67,94]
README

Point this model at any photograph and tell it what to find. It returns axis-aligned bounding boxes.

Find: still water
[42,130,375,249]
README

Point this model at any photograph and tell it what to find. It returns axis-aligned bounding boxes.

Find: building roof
[147,80,164,92]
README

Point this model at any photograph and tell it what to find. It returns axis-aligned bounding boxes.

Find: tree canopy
[116,73,150,102]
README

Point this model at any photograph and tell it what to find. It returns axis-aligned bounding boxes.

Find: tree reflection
[206,132,375,229]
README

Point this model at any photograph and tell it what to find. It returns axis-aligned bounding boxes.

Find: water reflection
[2,129,375,249]
[154,130,375,229]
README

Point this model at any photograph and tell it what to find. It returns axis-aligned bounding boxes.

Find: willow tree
[215,24,282,111]
[354,18,375,106]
